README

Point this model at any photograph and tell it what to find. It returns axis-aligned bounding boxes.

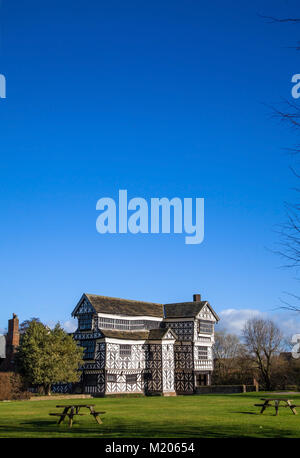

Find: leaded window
[126,374,137,384]
[198,320,213,334]
[81,340,95,359]
[78,313,93,330]
[107,374,117,383]
[98,317,160,331]
[198,346,208,360]
[120,344,131,357]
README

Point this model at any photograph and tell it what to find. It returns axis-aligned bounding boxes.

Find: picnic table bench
[254,398,300,416]
[49,404,105,427]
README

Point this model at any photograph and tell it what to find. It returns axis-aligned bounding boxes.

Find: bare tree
[213,330,244,380]
[242,318,283,390]
[213,330,255,384]
[259,13,300,311]
[259,15,300,24]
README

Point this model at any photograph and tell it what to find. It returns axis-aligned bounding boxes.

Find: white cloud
[62,319,77,333]
[45,318,77,333]
[271,315,300,340]
[217,308,300,343]
[217,308,264,335]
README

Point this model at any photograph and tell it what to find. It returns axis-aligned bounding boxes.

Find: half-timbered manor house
[71,293,219,396]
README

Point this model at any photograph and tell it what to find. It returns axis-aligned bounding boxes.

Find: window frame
[81,340,95,360]
[78,313,93,331]
[198,346,208,360]
[198,319,214,335]
[126,374,137,384]
[119,344,132,358]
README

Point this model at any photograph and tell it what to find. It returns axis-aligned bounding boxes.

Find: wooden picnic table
[254,398,299,416]
[49,404,106,427]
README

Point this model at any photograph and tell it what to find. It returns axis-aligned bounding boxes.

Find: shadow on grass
[0,418,296,439]
[20,420,57,427]
[224,393,300,399]
[233,412,258,415]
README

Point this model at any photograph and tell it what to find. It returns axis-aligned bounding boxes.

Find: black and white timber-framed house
[69,293,219,396]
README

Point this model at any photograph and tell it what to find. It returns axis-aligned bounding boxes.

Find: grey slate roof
[99,328,177,341]
[163,301,219,321]
[148,328,177,340]
[99,330,149,340]
[84,294,164,318]
[73,293,219,321]
[164,301,206,318]
[0,335,6,359]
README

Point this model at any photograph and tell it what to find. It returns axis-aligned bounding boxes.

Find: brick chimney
[193,294,201,302]
[2,314,20,371]
[7,313,20,351]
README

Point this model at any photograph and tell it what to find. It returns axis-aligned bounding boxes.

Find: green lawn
[1,392,300,438]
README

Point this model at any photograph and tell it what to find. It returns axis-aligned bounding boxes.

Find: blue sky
[1,0,300,337]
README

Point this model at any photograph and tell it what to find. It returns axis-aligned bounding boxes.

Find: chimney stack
[193,294,201,302]
[1,314,19,371]
[7,313,19,349]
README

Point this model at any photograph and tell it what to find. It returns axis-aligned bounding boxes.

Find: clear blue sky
[1,0,300,336]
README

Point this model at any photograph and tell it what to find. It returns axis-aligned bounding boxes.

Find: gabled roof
[163,301,219,321]
[72,294,164,318]
[72,293,219,321]
[148,328,177,340]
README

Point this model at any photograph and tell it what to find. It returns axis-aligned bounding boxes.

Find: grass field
[1,392,300,438]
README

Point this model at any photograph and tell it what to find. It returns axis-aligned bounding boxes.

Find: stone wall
[196,384,258,394]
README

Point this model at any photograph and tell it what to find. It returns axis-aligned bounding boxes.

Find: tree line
[213,317,300,390]
[4,316,299,395]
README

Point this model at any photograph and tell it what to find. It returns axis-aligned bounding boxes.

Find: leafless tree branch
[258,14,300,24]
